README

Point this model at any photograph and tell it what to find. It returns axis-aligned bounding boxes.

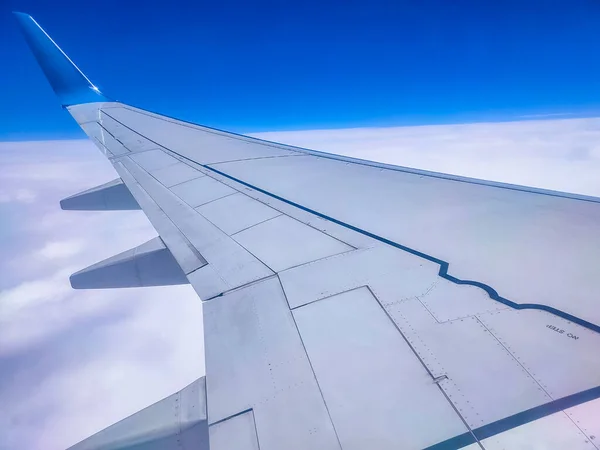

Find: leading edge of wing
[15,13,600,205]
[13,12,109,106]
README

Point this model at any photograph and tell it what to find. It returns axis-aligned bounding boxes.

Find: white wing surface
[16,13,600,450]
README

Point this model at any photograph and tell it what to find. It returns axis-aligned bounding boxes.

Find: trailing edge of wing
[13,12,109,106]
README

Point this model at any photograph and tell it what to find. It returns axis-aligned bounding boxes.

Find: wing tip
[14,12,110,106]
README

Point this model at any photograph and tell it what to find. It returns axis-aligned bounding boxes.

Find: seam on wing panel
[208,409,263,450]
[121,156,275,290]
[96,121,127,148]
[272,247,359,287]
[207,154,304,165]
[114,161,206,274]
[201,274,278,302]
[167,173,207,189]
[229,215,281,238]
[474,316,552,399]
[110,147,165,160]
[290,284,369,311]
[208,407,253,427]
[192,191,238,209]
[363,285,483,449]
[102,110,359,250]
[280,275,344,450]
[223,214,284,236]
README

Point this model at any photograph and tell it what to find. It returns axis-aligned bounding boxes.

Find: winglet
[13,12,109,106]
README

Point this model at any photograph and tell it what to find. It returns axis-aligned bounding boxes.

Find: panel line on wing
[202,166,600,334]
[114,162,207,274]
[100,106,600,334]
[474,316,551,397]
[221,214,284,236]
[110,147,166,160]
[193,191,238,208]
[96,121,125,146]
[208,408,254,427]
[276,275,344,449]
[100,109,370,249]
[207,154,304,166]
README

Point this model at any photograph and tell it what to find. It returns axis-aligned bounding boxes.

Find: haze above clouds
[2,116,600,449]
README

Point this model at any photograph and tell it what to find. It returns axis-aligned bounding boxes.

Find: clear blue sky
[2,0,600,140]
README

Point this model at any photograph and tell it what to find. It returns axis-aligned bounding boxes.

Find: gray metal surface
[203,278,341,449]
[68,377,208,450]
[70,237,188,289]
[130,149,179,171]
[472,412,596,450]
[232,214,354,272]
[170,175,235,208]
[99,112,159,152]
[478,309,600,399]
[60,178,140,211]
[150,162,203,188]
[105,106,299,164]
[80,121,130,156]
[388,300,550,428]
[114,162,208,275]
[279,245,439,309]
[209,411,260,450]
[196,192,281,235]
[121,157,274,294]
[293,287,468,449]
[565,398,600,447]
[419,279,508,322]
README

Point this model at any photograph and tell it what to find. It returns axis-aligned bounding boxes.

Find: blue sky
[4,3,600,448]
[2,1,600,140]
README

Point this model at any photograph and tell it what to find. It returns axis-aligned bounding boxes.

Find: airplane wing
[15,12,600,450]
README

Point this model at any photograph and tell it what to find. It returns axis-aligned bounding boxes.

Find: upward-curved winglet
[13,12,109,106]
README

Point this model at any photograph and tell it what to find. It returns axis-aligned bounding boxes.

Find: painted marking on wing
[204,165,600,334]
[424,385,600,450]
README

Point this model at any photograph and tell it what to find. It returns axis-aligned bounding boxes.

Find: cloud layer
[2,116,600,449]
[0,141,203,450]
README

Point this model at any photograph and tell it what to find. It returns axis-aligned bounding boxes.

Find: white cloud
[37,240,85,260]
[0,188,37,204]
[0,267,75,322]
